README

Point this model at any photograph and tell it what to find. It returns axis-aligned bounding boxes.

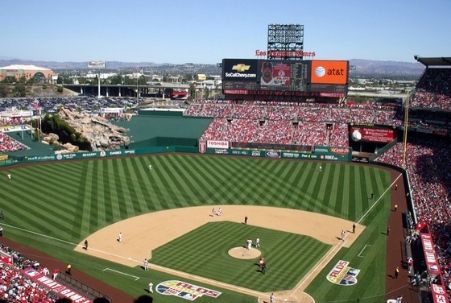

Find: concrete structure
[0,64,56,82]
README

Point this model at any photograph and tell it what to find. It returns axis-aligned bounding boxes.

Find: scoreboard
[222,59,348,97]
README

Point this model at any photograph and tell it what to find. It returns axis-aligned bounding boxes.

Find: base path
[75,205,364,302]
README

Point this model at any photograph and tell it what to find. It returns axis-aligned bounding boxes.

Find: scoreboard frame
[222,58,349,98]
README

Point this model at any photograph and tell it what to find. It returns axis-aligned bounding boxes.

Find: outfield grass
[152,221,330,292]
[0,154,392,302]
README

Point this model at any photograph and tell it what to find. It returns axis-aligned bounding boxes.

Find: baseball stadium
[0,28,450,303]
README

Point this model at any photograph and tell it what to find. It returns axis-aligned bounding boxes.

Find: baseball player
[148,164,152,170]
[255,238,260,248]
[247,239,252,250]
[148,282,154,293]
[117,232,123,242]
[143,258,149,271]
[7,173,11,180]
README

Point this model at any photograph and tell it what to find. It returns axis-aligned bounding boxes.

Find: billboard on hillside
[88,61,106,69]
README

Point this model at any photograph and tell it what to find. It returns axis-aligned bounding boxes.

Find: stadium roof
[0,64,51,71]
[414,56,451,67]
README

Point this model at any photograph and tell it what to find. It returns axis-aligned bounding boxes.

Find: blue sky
[1,0,450,63]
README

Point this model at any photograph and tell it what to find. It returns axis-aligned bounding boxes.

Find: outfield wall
[203,146,351,161]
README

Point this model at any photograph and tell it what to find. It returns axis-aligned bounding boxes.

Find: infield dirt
[75,205,364,303]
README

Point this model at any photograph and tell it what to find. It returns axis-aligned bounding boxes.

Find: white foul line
[103,268,139,280]
[357,173,402,224]
[1,222,142,264]
[357,244,371,258]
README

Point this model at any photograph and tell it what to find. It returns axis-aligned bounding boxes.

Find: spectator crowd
[0,132,28,152]
[187,100,402,148]
[410,68,451,110]
[376,136,451,292]
[0,243,57,303]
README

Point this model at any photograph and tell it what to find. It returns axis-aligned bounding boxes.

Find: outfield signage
[207,140,229,149]
[326,260,360,286]
[23,268,92,303]
[156,280,221,301]
[420,233,441,277]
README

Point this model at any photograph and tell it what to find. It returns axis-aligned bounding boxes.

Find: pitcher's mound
[228,247,261,259]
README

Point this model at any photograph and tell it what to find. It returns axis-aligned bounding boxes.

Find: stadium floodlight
[267,24,304,60]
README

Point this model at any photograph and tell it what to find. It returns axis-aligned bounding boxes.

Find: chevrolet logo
[232,64,250,72]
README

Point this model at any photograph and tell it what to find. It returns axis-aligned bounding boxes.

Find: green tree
[18,76,27,84]
[138,75,147,85]
[13,84,26,97]
[109,74,123,85]
[203,87,210,99]
[56,76,63,84]
[188,83,196,100]
[0,85,9,97]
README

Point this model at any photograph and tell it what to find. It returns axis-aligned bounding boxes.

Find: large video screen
[222,58,348,96]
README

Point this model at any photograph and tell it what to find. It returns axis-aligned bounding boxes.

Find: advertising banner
[156,280,221,301]
[207,140,229,149]
[23,268,92,303]
[222,59,258,82]
[351,127,396,143]
[311,60,348,85]
[326,260,360,286]
[431,284,449,303]
[420,233,441,277]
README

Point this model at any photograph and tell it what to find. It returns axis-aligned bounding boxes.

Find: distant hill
[349,59,424,78]
[0,58,425,78]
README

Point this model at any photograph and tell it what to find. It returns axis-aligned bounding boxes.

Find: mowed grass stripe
[349,166,357,220]
[197,156,251,204]
[318,164,338,216]
[281,161,304,209]
[101,159,114,225]
[4,172,76,233]
[111,159,132,219]
[150,156,184,209]
[136,156,169,211]
[107,159,122,221]
[172,155,217,205]
[340,164,351,218]
[118,158,141,215]
[185,155,236,204]
[8,168,76,223]
[122,157,146,213]
[79,160,95,236]
[323,163,341,216]
[159,155,199,207]
[0,185,69,237]
[128,156,154,212]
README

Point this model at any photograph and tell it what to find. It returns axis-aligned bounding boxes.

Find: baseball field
[0,153,395,302]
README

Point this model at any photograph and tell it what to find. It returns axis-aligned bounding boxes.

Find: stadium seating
[0,132,28,152]
[410,68,451,110]
[185,100,402,126]
[376,138,450,290]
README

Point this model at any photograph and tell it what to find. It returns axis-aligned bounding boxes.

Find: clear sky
[1,0,450,63]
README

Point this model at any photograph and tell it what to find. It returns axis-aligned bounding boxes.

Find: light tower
[88,60,106,98]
